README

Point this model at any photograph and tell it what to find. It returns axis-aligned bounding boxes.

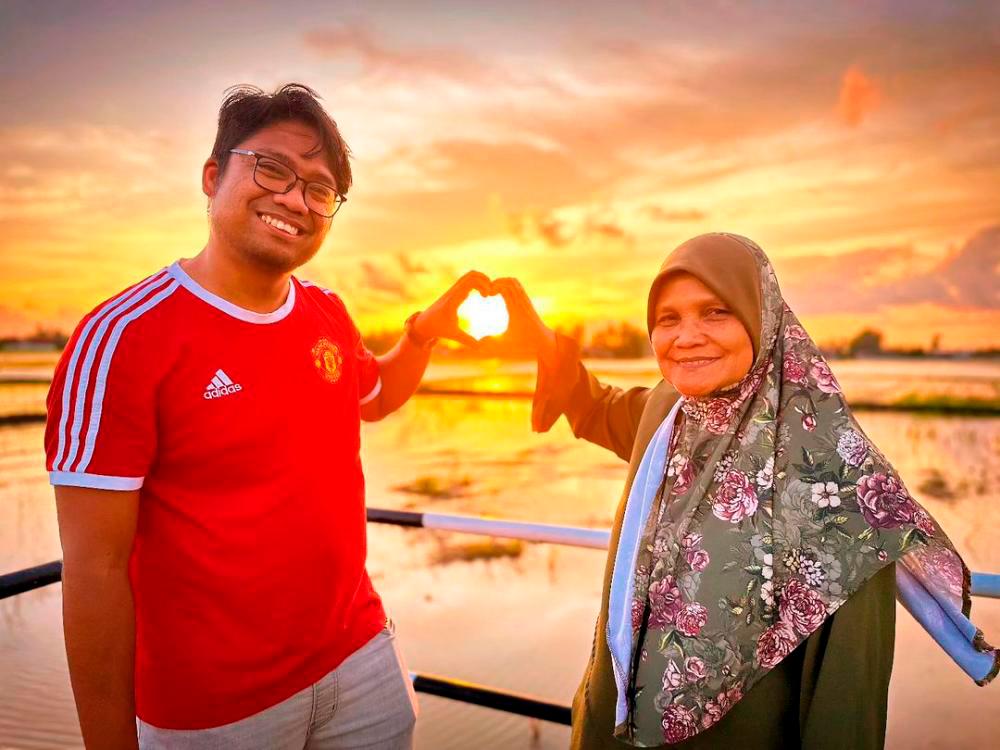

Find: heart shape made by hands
[457,291,509,340]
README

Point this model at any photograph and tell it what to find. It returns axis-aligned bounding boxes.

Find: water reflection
[1,388,998,748]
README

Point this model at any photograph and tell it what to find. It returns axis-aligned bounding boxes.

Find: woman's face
[651,272,754,397]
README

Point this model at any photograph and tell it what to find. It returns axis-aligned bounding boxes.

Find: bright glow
[457,291,509,340]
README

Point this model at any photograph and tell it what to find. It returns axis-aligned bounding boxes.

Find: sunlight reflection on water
[1,362,998,749]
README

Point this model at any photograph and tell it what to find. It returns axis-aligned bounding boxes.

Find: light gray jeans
[137,626,418,749]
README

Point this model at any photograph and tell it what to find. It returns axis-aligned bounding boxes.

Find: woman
[495,233,997,748]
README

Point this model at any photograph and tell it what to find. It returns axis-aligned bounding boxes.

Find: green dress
[531,354,896,749]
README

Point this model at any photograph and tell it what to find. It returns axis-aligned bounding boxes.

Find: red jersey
[45,261,387,729]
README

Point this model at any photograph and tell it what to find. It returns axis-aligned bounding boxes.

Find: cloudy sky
[1,0,998,348]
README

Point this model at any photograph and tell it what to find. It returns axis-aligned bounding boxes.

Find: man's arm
[361,270,491,421]
[360,328,435,421]
[55,485,140,750]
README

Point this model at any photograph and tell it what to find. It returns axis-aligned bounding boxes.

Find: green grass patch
[886,394,1000,415]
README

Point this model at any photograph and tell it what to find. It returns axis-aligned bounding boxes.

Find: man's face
[203,120,337,273]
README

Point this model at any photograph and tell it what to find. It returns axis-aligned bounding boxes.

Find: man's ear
[202,158,220,199]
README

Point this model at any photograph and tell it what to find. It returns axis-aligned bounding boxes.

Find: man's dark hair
[210,83,353,195]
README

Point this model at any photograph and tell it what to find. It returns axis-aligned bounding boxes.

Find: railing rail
[2,506,998,728]
[3,509,999,602]
[409,673,571,725]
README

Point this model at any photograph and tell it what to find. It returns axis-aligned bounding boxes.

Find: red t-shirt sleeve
[354,331,381,406]
[45,314,157,491]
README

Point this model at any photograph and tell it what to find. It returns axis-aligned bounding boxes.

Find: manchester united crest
[311,338,343,384]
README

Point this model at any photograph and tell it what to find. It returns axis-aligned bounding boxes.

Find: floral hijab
[618,233,997,746]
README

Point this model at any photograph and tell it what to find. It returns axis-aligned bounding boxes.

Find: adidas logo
[203,369,243,400]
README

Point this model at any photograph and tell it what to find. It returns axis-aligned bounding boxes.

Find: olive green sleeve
[531,333,651,461]
[798,562,896,750]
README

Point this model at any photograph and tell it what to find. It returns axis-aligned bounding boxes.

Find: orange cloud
[642,206,707,222]
[837,65,882,126]
[510,211,635,251]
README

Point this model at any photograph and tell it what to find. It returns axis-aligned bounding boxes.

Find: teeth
[261,214,299,236]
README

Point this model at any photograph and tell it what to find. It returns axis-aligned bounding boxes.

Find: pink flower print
[809,358,841,394]
[711,470,759,523]
[778,579,828,635]
[681,532,703,549]
[801,413,817,432]
[738,366,765,401]
[913,509,936,536]
[760,579,775,606]
[857,473,916,530]
[783,353,807,384]
[668,454,695,495]
[685,548,711,572]
[675,602,709,637]
[631,596,645,629]
[663,659,684,689]
[685,656,708,682]
[755,620,798,669]
[662,704,698,744]
[784,324,808,342]
[647,575,683,629]
[702,699,725,730]
[702,684,743,729]
[704,397,737,435]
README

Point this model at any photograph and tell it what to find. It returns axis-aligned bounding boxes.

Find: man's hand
[412,271,493,348]
[492,277,559,368]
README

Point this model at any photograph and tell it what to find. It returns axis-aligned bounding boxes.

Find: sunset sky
[1,0,998,349]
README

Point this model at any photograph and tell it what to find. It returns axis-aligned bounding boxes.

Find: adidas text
[204,383,243,399]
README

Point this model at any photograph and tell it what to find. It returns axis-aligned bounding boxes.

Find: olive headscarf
[614,233,996,746]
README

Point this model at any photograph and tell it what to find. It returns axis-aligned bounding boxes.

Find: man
[45,83,489,749]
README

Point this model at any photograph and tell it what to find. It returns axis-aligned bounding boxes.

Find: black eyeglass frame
[228,148,346,218]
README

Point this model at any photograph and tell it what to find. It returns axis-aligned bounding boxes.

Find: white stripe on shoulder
[49,471,144,491]
[60,274,175,472]
[300,280,334,296]
[359,376,383,406]
[76,280,179,473]
[54,270,169,472]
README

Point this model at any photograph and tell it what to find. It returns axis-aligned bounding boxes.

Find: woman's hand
[493,277,559,368]
[413,271,493,348]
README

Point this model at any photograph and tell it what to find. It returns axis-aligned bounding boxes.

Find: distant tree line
[4,324,998,360]
[0,327,68,351]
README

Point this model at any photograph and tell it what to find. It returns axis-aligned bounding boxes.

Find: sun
[457,291,509,340]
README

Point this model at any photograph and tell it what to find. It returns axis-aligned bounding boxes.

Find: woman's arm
[494,278,651,461]
[535,336,652,461]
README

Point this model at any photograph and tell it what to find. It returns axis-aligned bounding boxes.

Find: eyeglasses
[228,149,346,218]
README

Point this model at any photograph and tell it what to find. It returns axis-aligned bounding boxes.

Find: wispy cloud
[778,225,1000,315]
[303,24,494,84]
[642,206,708,223]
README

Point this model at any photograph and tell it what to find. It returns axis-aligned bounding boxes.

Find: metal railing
[3,507,999,727]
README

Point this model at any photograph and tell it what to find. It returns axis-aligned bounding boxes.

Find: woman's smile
[670,355,721,369]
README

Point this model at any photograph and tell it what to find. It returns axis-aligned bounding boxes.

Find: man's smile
[257,211,304,237]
